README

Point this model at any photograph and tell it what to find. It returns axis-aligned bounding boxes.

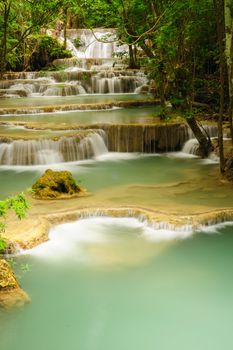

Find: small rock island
[32,169,83,199]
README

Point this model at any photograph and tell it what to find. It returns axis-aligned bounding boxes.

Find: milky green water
[0,106,158,125]
[0,93,153,108]
[0,155,232,209]
[1,218,233,350]
[0,125,77,137]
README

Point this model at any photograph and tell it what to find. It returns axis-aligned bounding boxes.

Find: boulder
[32,169,82,199]
[0,259,30,309]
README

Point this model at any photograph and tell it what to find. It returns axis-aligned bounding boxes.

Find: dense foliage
[0,0,66,72]
[0,0,232,165]
[30,35,72,70]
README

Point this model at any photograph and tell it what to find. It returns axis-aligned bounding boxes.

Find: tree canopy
[0,0,232,165]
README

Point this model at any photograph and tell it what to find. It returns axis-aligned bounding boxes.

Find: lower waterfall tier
[0,131,107,165]
[0,124,218,165]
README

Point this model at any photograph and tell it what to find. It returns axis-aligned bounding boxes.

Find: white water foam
[0,158,96,173]
[142,226,193,241]
[198,221,233,234]
[0,152,160,171]
[143,220,233,241]
[24,217,141,260]
[201,152,219,164]
[22,217,233,261]
[167,152,198,159]
[95,152,160,161]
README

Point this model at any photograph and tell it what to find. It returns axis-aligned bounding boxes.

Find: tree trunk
[228,30,233,143]
[139,41,155,59]
[0,1,11,77]
[214,0,225,173]
[63,7,68,50]
[186,117,213,158]
[159,62,166,109]
[128,44,138,68]
[133,45,137,66]
[225,0,233,142]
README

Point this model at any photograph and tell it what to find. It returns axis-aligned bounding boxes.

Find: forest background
[0,0,233,170]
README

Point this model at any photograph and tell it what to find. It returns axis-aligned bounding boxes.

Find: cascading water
[182,138,199,155]
[0,123,219,161]
[182,125,218,156]
[91,71,147,94]
[104,124,190,153]
[64,29,128,59]
[1,28,147,97]
[0,131,108,165]
[3,77,88,97]
[2,70,147,97]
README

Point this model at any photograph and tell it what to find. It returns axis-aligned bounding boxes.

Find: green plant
[0,237,7,254]
[40,35,72,60]
[0,193,29,256]
[158,108,172,122]
[73,37,84,49]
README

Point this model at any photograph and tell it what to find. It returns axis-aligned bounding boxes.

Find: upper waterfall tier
[0,28,149,99]
[1,70,148,97]
[63,28,128,59]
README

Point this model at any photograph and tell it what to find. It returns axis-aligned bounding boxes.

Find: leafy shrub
[30,35,72,70]
[0,193,28,256]
[73,37,84,49]
[39,35,72,60]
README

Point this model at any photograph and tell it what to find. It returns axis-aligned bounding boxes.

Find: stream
[0,27,233,350]
[1,218,233,350]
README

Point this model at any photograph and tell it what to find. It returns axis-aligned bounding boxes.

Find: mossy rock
[32,169,82,199]
[0,259,30,309]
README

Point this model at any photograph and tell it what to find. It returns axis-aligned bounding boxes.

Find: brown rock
[0,259,30,309]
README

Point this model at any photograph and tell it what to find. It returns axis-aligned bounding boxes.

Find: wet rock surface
[32,169,82,199]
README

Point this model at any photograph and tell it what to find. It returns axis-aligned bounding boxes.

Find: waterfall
[91,71,147,94]
[64,29,128,59]
[102,124,190,153]
[0,131,108,165]
[182,138,199,155]
[9,83,37,96]
[41,82,87,96]
[2,25,148,97]
[101,123,219,154]
[187,124,218,139]
[3,70,147,96]
[5,78,87,97]
[182,125,218,156]
[0,123,220,165]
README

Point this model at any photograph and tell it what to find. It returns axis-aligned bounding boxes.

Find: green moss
[32,169,82,199]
